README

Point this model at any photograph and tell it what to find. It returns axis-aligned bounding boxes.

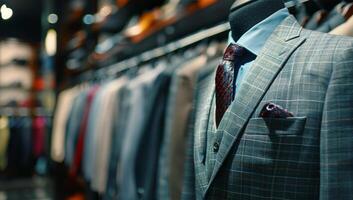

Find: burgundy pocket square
[259,103,294,118]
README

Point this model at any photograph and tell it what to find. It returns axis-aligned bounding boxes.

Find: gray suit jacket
[183,15,353,200]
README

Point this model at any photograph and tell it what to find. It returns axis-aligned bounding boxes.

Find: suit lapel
[203,16,307,197]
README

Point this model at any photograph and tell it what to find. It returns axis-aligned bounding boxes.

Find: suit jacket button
[213,142,220,152]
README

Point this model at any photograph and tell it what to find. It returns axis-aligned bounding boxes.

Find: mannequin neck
[229,0,285,41]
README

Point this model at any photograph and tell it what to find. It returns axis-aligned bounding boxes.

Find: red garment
[70,85,100,176]
[32,116,46,158]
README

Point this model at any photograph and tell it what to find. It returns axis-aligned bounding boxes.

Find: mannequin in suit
[182,0,353,199]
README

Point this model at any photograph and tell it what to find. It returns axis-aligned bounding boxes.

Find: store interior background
[0,0,57,198]
[0,0,235,199]
[0,0,350,199]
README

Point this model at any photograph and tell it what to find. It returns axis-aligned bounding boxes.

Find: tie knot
[222,44,246,61]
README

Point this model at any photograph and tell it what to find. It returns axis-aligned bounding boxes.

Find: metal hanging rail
[0,107,52,117]
[77,22,230,83]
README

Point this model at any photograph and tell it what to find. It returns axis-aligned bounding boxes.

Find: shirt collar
[228,8,290,56]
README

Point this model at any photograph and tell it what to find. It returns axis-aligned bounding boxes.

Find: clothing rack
[76,22,230,84]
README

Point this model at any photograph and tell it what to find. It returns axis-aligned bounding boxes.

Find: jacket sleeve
[320,41,353,200]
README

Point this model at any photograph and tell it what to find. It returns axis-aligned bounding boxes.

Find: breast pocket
[224,117,320,199]
[227,116,316,196]
[244,117,307,136]
[238,117,308,169]
[239,117,308,165]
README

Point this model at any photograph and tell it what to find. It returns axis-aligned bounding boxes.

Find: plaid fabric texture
[182,15,353,200]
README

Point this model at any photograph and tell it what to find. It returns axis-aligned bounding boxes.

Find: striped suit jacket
[182,15,353,200]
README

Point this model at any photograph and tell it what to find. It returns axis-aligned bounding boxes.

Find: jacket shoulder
[302,28,353,50]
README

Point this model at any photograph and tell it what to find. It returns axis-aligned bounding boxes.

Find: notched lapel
[203,16,307,197]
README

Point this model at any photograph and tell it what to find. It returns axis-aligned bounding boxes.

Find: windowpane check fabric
[182,15,353,200]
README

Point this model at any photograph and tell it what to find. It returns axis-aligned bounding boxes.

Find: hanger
[229,0,285,42]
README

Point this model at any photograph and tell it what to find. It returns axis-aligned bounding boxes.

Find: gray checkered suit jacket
[182,15,353,200]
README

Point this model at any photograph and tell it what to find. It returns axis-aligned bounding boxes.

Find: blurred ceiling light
[48,13,58,24]
[83,14,95,25]
[45,29,57,56]
[1,4,13,20]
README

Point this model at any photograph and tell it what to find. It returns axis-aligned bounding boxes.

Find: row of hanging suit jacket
[51,41,226,200]
[293,0,353,36]
[51,2,353,200]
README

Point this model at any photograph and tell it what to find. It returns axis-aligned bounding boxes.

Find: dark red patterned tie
[215,44,251,127]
